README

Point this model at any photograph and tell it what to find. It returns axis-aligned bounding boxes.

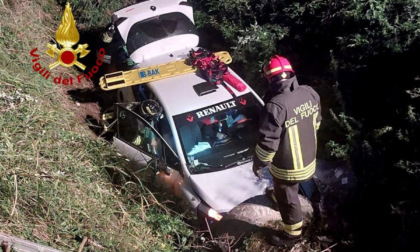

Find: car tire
[210,194,313,249]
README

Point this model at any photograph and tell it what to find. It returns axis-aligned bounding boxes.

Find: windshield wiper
[190,163,223,173]
[222,147,250,159]
[190,147,253,173]
[195,163,222,168]
[224,156,253,169]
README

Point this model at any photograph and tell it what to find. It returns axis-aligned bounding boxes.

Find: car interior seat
[179,123,203,156]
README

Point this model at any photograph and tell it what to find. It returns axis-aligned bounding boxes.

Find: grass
[0,0,195,251]
[64,0,134,29]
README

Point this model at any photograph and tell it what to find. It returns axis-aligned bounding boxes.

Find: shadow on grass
[64,28,120,138]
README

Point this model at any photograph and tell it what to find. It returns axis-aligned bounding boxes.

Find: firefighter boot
[269,230,302,248]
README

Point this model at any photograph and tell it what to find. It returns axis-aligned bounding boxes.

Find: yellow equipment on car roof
[99,51,232,91]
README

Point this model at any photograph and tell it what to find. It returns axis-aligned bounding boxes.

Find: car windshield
[126,12,198,55]
[173,94,262,174]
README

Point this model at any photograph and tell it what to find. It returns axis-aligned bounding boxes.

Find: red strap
[223,72,246,92]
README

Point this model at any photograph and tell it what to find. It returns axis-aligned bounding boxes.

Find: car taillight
[207,208,223,221]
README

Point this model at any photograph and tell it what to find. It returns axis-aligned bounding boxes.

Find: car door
[113,103,182,182]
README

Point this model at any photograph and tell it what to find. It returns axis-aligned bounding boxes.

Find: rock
[212,194,313,246]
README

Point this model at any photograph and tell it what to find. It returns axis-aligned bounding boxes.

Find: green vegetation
[62,0,131,29]
[0,0,194,251]
[2,0,419,251]
[191,0,420,251]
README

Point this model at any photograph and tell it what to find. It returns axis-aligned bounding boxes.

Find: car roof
[147,69,256,116]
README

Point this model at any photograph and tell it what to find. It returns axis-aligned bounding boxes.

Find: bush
[191,0,420,251]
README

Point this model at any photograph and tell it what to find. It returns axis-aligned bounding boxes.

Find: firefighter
[101,16,136,70]
[252,55,322,247]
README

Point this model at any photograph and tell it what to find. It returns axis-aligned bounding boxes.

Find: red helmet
[263,55,294,79]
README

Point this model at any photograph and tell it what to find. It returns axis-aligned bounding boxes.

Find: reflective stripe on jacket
[256,76,321,182]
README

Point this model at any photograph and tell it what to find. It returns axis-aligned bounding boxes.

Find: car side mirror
[147,157,171,176]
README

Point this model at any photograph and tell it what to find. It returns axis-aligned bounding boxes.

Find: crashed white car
[101,0,315,237]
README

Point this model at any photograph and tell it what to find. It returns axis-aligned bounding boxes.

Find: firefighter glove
[252,156,267,179]
[253,163,263,179]
[102,25,115,43]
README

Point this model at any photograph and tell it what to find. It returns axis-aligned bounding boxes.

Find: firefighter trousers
[273,177,303,236]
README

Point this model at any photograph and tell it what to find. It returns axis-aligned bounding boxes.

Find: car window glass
[172,93,263,174]
[160,140,180,169]
[117,105,180,171]
[132,88,177,152]
[126,12,198,55]
[117,106,161,154]
[136,18,167,39]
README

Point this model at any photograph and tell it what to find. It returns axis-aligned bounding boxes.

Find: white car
[101,0,270,224]
[102,0,302,237]
[112,74,271,220]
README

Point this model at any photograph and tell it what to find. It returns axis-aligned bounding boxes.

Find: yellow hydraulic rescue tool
[99,51,232,91]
